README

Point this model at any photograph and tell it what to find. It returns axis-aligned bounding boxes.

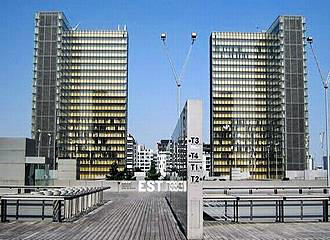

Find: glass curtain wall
[57,30,128,180]
[210,32,283,179]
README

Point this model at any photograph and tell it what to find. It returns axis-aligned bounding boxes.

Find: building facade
[156,153,169,178]
[157,139,173,175]
[32,12,128,179]
[210,16,308,179]
[126,133,136,172]
[0,138,47,186]
[203,143,211,177]
[134,144,153,172]
[32,12,69,169]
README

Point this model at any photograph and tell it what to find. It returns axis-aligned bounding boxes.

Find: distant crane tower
[161,32,197,118]
[307,36,330,186]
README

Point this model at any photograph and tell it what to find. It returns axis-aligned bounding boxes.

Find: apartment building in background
[156,139,173,176]
[32,12,128,179]
[203,143,211,177]
[134,144,154,172]
[210,16,308,179]
[127,133,136,173]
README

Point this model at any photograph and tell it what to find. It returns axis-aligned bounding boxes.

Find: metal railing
[203,186,329,195]
[0,186,110,222]
[0,185,67,194]
[203,186,330,223]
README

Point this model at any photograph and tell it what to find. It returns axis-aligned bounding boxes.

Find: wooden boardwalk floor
[0,192,185,240]
[1,192,330,240]
[204,221,330,240]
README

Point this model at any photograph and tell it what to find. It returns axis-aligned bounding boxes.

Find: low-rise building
[203,143,211,178]
[157,152,169,178]
[134,144,154,172]
[157,139,173,176]
[0,137,47,185]
[127,134,137,172]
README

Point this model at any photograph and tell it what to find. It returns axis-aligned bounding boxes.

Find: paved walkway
[0,192,185,240]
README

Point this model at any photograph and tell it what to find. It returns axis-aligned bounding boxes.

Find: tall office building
[32,12,128,179]
[210,16,308,179]
[31,12,67,169]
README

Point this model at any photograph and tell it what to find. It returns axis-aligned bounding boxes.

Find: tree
[134,167,142,172]
[106,163,134,180]
[106,162,120,180]
[146,161,161,180]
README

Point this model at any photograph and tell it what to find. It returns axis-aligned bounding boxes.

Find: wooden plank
[0,192,184,240]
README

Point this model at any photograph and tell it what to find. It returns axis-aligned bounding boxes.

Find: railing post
[72,199,75,217]
[236,198,239,223]
[323,200,329,222]
[280,199,284,222]
[77,197,80,214]
[224,201,228,220]
[53,200,62,222]
[278,200,283,222]
[69,199,71,218]
[250,200,253,221]
[79,196,82,212]
[42,200,45,220]
[77,197,79,215]
[300,200,303,220]
[233,200,236,222]
[64,200,67,219]
[275,200,278,222]
[16,200,19,220]
[1,199,7,222]
[64,200,69,220]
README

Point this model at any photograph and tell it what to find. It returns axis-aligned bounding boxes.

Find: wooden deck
[0,192,185,240]
[204,221,330,240]
[1,192,330,239]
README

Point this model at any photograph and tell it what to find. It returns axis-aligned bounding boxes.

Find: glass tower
[210,16,308,179]
[32,12,70,169]
[32,12,128,179]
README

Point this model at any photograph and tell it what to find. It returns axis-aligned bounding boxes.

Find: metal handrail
[203,186,330,190]
[0,185,64,189]
[203,186,330,195]
[203,194,330,223]
[0,185,65,194]
[1,186,110,223]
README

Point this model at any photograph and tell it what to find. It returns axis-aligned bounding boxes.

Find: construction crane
[307,36,330,186]
[161,32,197,118]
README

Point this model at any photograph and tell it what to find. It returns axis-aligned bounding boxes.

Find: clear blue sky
[0,0,329,166]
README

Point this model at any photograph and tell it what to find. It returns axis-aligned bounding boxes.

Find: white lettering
[138,181,146,192]
[147,181,155,192]
[155,181,162,192]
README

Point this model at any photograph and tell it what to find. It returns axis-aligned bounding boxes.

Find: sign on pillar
[186,100,203,239]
